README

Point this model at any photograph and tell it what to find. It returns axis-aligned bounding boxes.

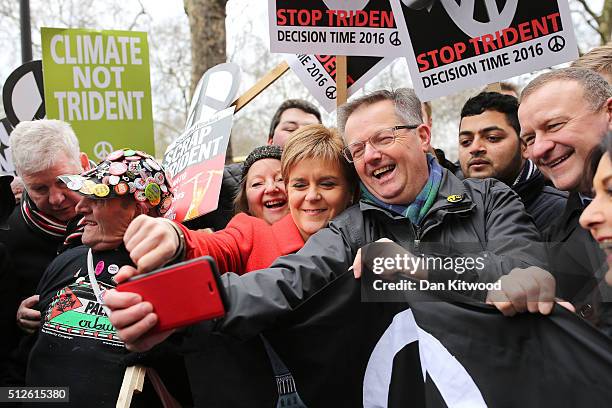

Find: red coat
[177,213,304,274]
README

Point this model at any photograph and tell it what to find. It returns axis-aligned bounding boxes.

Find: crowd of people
[1,42,611,407]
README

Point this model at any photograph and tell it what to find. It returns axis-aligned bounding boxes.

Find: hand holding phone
[116,256,227,333]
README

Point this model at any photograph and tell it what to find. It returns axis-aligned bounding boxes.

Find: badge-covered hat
[58,149,174,215]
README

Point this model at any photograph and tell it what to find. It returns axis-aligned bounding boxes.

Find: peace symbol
[322,0,369,11]
[93,141,114,160]
[548,36,566,53]
[326,86,337,100]
[390,32,401,46]
[439,0,518,38]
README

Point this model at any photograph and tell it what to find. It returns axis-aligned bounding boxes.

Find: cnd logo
[403,0,519,38]
[321,0,370,11]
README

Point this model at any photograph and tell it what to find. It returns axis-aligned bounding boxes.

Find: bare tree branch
[573,8,602,35]
[575,0,601,24]
[128,0,147,30]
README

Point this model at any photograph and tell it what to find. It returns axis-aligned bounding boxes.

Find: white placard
[391,0,579,101]
[269,0,408,57]
[287,54,393,112]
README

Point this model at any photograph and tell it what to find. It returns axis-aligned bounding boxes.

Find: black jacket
[0,206,62,385]
[544,193,612,335]
[513,171,568,233]
[186,170,545,343]
[27,246,165,407]
[184,162,242,231]
[434,148,463,179]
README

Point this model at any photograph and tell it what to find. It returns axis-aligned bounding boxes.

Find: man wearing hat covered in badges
[25,149,178,407]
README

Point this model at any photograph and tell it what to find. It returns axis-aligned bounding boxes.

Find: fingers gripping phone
[116,256,228,333]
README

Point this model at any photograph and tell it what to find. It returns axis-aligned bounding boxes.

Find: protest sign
[163,107,234,223]
[41,27,155,161]
[287,54,392,112]
[391,0,578,101]
[0,119,14,174]
[2,60,46,128]
[185,62,241,130]
[1,60,47,174]
[269,0,406,57]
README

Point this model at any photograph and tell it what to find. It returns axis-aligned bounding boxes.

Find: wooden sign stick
[336,55,348,109]
[231,61,290,113]
[484,82,502,93]
[116,365,146,408]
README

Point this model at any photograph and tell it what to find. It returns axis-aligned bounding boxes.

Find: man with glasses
[105,88,546,353]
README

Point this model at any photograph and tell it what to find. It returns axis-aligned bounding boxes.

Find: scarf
[21,191,84,251]
[360,154,443,225]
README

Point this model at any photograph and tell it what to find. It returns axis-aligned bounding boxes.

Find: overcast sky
[0,0,606,160]
[1,0,605,104]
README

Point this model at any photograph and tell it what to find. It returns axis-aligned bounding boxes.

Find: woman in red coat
[177,124,356,274]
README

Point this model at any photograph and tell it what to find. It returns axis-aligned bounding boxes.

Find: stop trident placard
[269,0,405,57]
[41,27,155,160]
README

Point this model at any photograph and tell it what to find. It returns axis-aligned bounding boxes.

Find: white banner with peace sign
[268,0,407,57]
[392,0,579,101]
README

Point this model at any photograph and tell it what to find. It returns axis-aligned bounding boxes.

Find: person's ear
[605,97,612,129]
[80,152,90,171]
[418,124,431,153]
[519,137,527,156]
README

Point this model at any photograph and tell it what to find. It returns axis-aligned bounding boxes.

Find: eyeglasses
[342,125,419,163]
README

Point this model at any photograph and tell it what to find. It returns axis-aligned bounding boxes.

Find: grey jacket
[197,170,545,341]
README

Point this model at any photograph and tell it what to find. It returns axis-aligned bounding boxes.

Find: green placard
[41,27,155,161]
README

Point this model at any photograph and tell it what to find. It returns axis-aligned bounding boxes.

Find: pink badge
[109,162,128,176]
[95,261,105,276]
[106,150,125,161]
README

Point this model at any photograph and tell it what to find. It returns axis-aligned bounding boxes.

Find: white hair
[10,119,81,176]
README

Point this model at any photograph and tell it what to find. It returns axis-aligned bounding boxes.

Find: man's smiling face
[343,100,430,205]
[519,80,612,193]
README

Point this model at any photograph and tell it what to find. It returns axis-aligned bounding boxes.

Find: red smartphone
[116,256,228,333]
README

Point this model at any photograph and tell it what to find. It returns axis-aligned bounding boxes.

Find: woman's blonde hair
[281,124,357,192]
